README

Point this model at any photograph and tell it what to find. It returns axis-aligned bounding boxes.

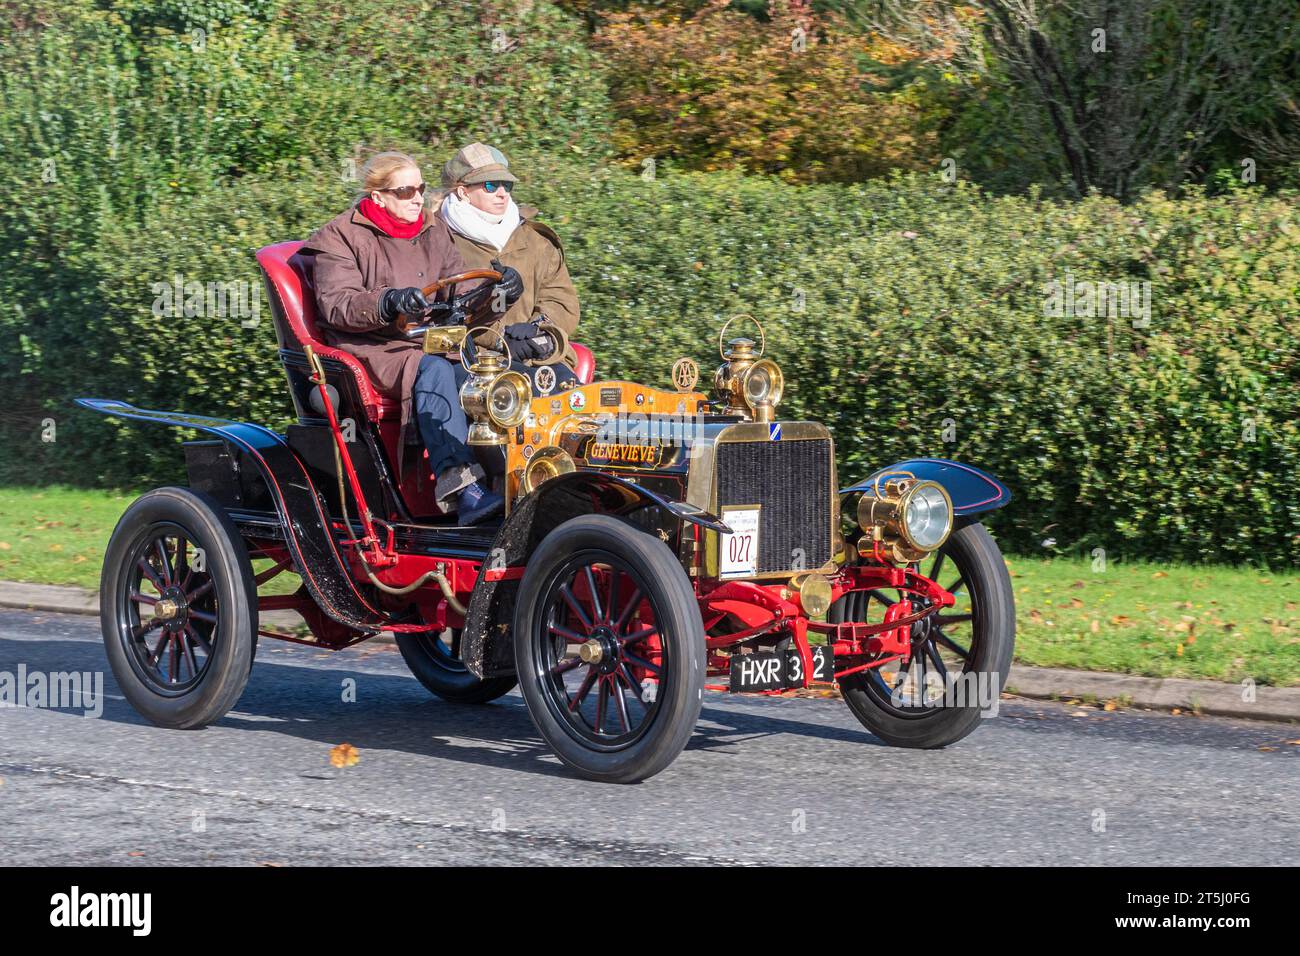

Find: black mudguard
[461,471,729,680]
[75,398,397,633]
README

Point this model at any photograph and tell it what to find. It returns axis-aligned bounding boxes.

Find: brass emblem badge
[533,365,557,396]
[672,357,699,392]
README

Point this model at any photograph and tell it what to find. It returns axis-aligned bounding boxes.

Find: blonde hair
[358,151,421,198]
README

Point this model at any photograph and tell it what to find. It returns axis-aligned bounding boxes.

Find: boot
[456,479,504,525]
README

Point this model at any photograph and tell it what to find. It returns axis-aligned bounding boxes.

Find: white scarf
[440,192,521,253]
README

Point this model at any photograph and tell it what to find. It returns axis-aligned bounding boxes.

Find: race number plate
[719,505,760,578]
[730,646,835,692]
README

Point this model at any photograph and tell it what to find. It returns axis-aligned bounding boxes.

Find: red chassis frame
[246,531,955,693]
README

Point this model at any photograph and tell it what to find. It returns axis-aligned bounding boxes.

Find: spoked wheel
[514,515,704,783]
[835,521,1014,748]
[101,488,257,729]
[395,627,517,703]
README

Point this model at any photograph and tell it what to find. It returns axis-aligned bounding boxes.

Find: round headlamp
[856,477,953,563]
[741,358,784,414]
[487,371,530,429]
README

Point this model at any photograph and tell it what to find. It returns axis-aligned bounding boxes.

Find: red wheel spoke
[149,631,169,665]
[945,576,965,595]
[613,586,643,633]
[185,623,211,653]
[620,625,657,645]
[167,636,179,682]
[134,617,164,639]
[129,591,157,606]
[594,679,608,734]
[548,624,588,644]
[154,539,174,586]
[187,580,214,603]
[618,665,649,710]
[611,677,631,732]
[137,557,165,591]
[605,569,620,626]
[584,566,604,624]
[189,609,217,624]
[175,535,191,590]
[180,628,200,679]
[623,652,661,675]
[568,668,596,713]
[551,657,583,676]
[558,584,593,632]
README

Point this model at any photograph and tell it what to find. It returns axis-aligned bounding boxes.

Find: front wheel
[100,487,257,729]
[836,520,1015,748]
[514,515,704,783]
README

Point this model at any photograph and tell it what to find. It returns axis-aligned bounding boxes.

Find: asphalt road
[1,608,1296,866]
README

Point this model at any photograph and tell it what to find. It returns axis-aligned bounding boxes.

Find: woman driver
[301,151,522,525]
[435,143,580,391]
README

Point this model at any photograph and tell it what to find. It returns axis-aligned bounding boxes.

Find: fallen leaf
[1257,746,1277,752]
[1029,609,1044,623]
[0,542,9,550]
[1070,580,1086,589]
[329,743,360,768]
[47,544,62,552]
[127,851,144,857]
[1069,598,1084,609]
[1171,708,1181,715]
[1103,700,1118,711]
[1152,571,1168,578]
[1090,619,1100,633]
[1176,643,1184,656]
[1070,710,1089,717]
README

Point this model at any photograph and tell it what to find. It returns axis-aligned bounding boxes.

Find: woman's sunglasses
[380,183,427,200]
[480,180,514,194]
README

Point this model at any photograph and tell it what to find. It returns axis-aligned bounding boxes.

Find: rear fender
[461,470,728,680]
[75,398,394,633]
[840,457,1011,522]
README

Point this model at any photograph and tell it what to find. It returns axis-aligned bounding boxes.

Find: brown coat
[443,202,581,368]
[298,203,485,467]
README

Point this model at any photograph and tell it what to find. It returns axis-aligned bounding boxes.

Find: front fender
[841,457,1011,517]
[75,398,396,633]
[461,470,726,680]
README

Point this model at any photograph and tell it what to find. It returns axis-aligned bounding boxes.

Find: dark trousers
[413,354,578,477]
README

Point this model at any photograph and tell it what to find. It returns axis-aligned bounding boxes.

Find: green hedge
[1,2,1296,567]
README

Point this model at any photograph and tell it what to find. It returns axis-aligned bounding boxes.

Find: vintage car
[76,241,1014,783]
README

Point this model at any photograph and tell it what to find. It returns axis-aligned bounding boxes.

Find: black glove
[503,319,542,341]
[489,260,524,313]
[506,333,555,362]
[379,286,432,323]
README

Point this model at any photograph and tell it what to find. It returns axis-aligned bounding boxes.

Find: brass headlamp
[459,329,530,446]
[713,314,783,422]
[520,445,576,494]
[856,473,954,564]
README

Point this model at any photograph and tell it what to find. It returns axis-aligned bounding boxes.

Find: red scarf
[358,197,424,239]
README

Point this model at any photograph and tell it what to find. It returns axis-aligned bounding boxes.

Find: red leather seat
[255,241,595,419]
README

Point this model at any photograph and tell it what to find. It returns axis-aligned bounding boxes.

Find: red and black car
[77,241,1015,783]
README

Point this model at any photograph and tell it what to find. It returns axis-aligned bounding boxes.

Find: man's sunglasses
[380,183,428,200]
[480,180,514,194]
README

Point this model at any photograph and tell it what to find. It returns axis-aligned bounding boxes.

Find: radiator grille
[714,438,833,574]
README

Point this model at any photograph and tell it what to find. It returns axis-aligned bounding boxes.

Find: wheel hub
[581,627,621,674]
[153,585,190,632]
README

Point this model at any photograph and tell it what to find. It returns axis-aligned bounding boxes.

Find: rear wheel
[836,521,1014,748]
[100,487,257,729]
[395,627,517,703]
[514,515,704,783]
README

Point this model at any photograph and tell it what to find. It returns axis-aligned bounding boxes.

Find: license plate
[719,505,760,578]
[730,645,835,692]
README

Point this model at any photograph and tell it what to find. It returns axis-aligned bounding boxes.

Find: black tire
[837,521,1015,748]
[395,628,517,703]
[514,514,704,783]
[100,487,257,729]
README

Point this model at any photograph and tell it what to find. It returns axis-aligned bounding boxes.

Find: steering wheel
[396,268,503,334]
